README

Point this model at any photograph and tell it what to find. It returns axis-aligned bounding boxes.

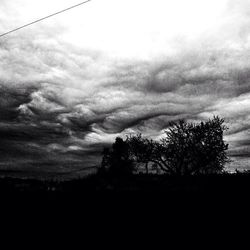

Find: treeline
[100,116,230,176]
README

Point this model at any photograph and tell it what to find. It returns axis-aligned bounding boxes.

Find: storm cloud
[1,0,250,173]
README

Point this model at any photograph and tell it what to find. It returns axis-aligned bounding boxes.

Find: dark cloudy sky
[1,0,250,175]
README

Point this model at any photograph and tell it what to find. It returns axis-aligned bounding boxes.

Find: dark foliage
[101,116,229,176]
[101,137,135,176]
[161,116,229,175]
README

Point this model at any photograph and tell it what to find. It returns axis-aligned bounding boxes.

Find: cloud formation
[1,0,250,173]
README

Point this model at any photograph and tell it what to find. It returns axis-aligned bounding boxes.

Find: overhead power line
[0,0,92,38]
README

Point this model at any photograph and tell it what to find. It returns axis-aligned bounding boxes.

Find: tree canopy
[101,116,229,176]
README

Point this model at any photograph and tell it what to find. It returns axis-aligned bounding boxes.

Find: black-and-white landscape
[1,0,250,195]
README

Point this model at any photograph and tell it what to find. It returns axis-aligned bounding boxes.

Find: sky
[1,0,250,175]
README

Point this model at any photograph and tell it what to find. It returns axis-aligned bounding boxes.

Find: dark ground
[0,171,250,191]
[1,173,250,242]
[1,172,250,201]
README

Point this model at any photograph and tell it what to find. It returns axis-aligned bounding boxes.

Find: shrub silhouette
[101,116,229,176]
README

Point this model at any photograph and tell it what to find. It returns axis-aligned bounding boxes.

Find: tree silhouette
[101,137,135,176]
[126,134,153,174]
[101,116,229,176]
[162,116,229,175]
[126,134,174,174]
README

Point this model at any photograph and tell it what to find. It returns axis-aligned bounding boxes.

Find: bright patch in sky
[1,0,229,58]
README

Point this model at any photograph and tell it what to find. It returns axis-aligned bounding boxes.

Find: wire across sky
[0,0,92,38]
